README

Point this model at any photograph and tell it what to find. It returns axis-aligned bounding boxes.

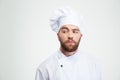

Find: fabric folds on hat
[50,6,83,33]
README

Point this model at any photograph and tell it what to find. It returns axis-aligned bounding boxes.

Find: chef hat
[50,6,84,33]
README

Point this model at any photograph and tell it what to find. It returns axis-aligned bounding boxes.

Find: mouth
[66,40,75,45]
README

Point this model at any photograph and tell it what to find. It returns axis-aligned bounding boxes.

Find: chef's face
[57,24,82,52]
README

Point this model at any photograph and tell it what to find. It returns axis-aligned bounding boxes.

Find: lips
[66,40,75,44]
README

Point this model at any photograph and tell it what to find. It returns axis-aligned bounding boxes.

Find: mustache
[65,39,76,43]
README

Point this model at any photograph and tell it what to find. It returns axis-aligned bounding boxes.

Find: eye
[61,29,68,33]
[73,30,79,33]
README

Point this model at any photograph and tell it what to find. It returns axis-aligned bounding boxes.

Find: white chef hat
[50,6,84,33]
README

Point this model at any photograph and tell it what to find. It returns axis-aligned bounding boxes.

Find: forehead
[60,24,79,30]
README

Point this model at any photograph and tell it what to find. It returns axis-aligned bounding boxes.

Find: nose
[68,32,73,39]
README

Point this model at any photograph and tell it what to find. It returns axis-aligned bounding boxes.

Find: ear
[57,33,59,37]
[57,33,60,41]
[57,31,60,37]
[80,34,83,37]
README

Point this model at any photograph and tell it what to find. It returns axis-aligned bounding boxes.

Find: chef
[35,6,103,80]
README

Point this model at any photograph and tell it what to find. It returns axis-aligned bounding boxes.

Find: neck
[60,48,78,57]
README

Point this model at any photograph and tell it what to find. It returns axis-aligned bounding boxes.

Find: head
[50,6,84,53]
[57,24,82,52]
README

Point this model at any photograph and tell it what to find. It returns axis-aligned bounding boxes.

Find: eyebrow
[72,29,80,31]
[61,27,69,30]
[61,27,80,31]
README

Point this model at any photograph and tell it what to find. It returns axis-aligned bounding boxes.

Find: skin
[57,24,83,57]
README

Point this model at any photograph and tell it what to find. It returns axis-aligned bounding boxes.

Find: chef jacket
[35,50,103,80]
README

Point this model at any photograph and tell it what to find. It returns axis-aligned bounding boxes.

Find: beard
[59,38,80,52]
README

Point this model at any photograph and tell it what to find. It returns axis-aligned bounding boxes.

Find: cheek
[61,36,67,41]
[58,34,67,42]
[75,35,82,41]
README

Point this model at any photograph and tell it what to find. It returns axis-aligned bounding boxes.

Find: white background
[0,0,120,80]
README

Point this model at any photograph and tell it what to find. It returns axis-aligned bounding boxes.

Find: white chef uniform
[35,50,102,80]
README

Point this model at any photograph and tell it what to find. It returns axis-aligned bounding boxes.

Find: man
[35,6,102,80]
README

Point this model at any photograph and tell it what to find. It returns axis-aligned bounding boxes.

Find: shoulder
[79,51,102,65]
[37,52,58,71]
[82,51,103,71]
